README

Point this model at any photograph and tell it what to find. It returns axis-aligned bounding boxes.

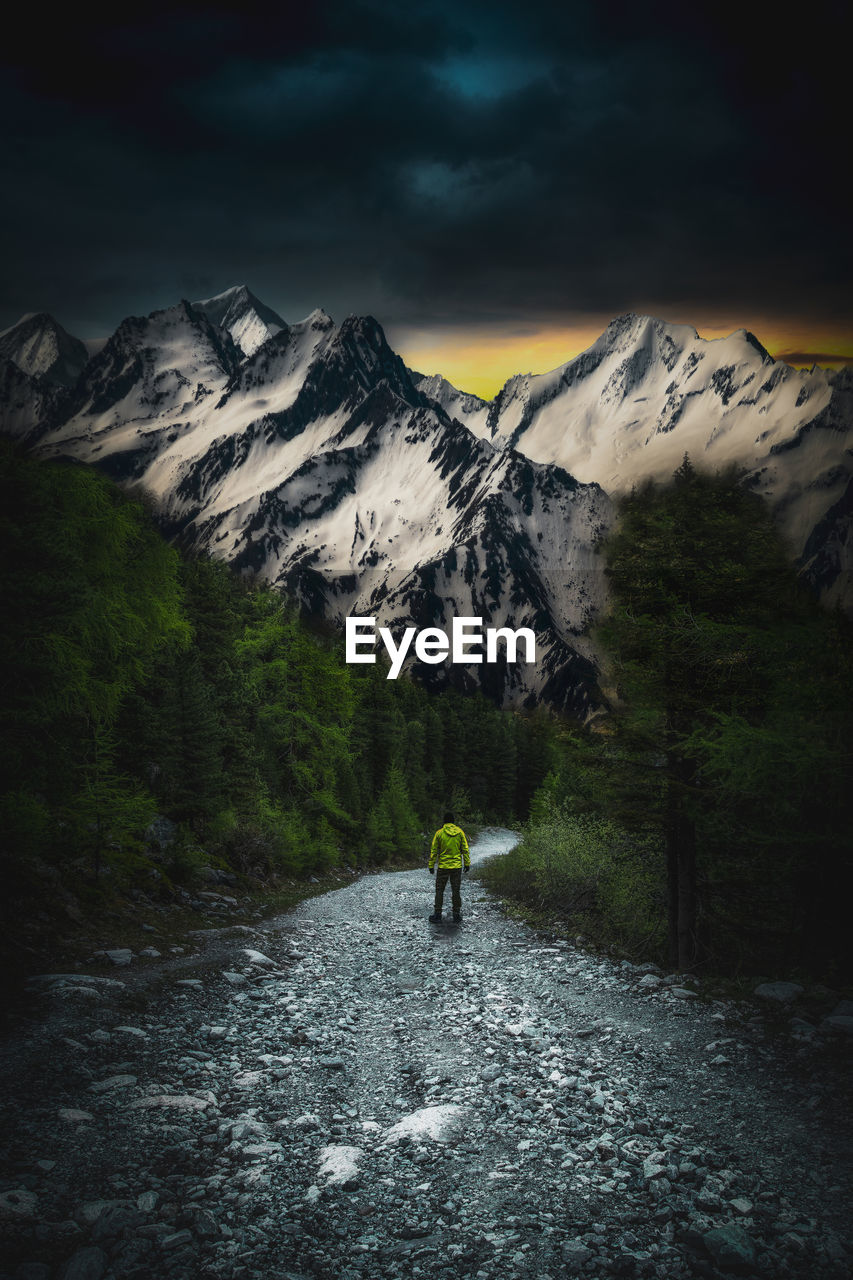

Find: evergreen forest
[0,440,556,953]
[481,458,852,982]
[2,440,850,984]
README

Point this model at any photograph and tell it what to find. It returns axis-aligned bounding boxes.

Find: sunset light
[396,318,853,400]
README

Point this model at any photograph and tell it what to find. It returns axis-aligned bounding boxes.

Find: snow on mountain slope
[32,301,241,466]
[411,371,491,440]
[481,315,830,485]
[770,364,853,609]
[193,284,287,357]
[456,314,851,607]
[28,294,610,715]
[198,406,609,713]
[4,289,849,705]
[0,312,89,387]
[0,359,59,438]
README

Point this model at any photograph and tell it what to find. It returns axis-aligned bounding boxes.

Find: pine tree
[600,460,815,968]
[381,764,422,859]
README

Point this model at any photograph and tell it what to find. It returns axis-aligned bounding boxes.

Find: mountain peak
[340,312,382,334]
[299,308,335,331]
[5,283,849,690]
[0,311,88,387]
[603,311,644,337]
[1,310,65,342]
[600,312,700,345]
[193,284,287,358]
[737,329,772,362]
[0,310,47,335]
[201,283,252,305]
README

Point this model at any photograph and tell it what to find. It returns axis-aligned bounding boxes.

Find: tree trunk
[665,755,698,970]
[676,807,697,969]
[665,818,679,969]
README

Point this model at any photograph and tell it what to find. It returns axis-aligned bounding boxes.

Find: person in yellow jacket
[429,812,470,923]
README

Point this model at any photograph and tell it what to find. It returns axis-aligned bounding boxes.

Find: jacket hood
[442,823,462,835]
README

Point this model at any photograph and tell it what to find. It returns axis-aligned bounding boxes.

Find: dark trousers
[435,867,462,915]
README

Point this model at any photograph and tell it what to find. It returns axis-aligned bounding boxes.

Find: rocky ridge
[1,300,611,714]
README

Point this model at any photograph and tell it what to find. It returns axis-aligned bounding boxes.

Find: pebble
[129,1094,212,1112]
[87,1075,137,1092]
[29,974,123,989]
[730,1197,754,1215]
[58,1108,94,1124]
[162,1229,194,1249]
[562,1241,594,1264]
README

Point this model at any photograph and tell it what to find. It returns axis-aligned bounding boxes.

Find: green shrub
[163,826,209,886]
[481,802,665,956]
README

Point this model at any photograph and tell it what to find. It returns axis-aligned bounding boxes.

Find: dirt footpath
[1,829,850,1280]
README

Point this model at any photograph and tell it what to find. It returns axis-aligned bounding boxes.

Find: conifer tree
[601,460,811,968]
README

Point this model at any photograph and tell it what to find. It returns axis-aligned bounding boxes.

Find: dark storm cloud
[1,0,850,337]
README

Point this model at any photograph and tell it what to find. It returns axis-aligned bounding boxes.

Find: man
[429,812,470,923]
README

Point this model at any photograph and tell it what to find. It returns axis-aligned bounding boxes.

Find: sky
[2,0,851,397]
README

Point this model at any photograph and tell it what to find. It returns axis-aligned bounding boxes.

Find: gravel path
[1,828,850,1280]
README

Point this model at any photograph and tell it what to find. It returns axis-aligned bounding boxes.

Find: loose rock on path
[1,829,851,1280]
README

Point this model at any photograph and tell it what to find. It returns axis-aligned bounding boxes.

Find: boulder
[0,1188,38,1217]
[145,815,177,850]
[753,981,803,1003]
[59,1248,107,1280]
[822,1015,853,1036]
[562,1240,594,1266]
[703,1225,757,1273]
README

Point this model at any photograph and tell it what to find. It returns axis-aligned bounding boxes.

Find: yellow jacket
[429,823,470,870]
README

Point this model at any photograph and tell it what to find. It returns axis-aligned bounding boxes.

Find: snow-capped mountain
[1,288,849,711]
[193,284,287,357]
[411,371,491,439]
[434,314,853,610]
[0,359,58,439]
[0,312,89,387]
[12,296,609,715]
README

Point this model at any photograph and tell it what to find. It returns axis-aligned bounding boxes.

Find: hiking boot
[429,912,442,923]
[453,913,462,923]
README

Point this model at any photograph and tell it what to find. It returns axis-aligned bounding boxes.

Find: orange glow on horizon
[394,317,853,401]
[396,325,606,400]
